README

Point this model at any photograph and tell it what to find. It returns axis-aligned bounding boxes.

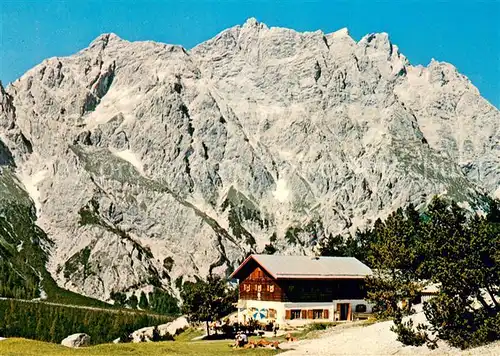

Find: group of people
[270,321,279,336]
[233,320,281,347]
[234,331,249,347]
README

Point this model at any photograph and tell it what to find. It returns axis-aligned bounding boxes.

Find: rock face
[0,19,498,301]
[164,316,189,337]
[130,316,189,342]
[61,333,91,348]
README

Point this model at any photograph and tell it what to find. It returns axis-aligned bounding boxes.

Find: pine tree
[139,291,149,309]
[35,313,46,341]
[367,197,500,349]
[366,207,422,317]
[128,294,138,309]
[49,316,58,343]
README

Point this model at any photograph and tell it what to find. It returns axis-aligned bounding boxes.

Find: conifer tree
[128,294,138,309]
[367,197,500,349]
[49,316,58,343]
[139,291,149,309]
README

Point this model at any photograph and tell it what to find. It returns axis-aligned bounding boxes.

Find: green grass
[0,338,281,356]
[173,327,205,342]
[42,277,115,309]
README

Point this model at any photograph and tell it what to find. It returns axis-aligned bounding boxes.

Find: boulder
[131,316,190,342]
[163,316,189,336]
[131,326,154,343]
[61,333,91,348]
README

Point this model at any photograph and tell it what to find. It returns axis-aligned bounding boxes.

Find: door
[339,303,350,321]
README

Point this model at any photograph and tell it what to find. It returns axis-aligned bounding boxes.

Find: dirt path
[0,297,167,318]
[280,314,500,356]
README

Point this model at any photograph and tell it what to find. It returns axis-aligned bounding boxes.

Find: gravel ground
[280,311,500,356]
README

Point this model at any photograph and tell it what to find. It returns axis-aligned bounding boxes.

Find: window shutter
[347,304,352,321]
[308,310,314,319]
[323,309,329,319]
[301,310,307,319]
[285,310,291,320]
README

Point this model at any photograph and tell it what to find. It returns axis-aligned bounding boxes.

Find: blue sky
[1,0,499,107]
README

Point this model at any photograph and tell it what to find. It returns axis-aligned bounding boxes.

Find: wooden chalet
[229,254,373,325]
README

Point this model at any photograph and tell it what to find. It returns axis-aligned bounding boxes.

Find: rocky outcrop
[0,19,498,301]
[61,333,91,348]
[130,316,189,342]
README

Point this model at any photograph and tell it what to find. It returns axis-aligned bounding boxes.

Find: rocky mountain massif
[0,18,498,301]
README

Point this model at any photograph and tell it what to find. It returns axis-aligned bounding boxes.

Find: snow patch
[16,169,48,217]
[111,149,145,176]
[273,179,290,202]
[495,186,500,199]
[85,87,140,129]
[32,275,48,301]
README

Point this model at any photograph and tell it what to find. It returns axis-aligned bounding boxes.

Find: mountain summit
[1,19,498,301]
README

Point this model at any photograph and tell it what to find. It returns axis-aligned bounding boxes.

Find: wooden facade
[236,258,367,303]
[284,308,330,320]
[239,264,283,301]
[280,279,366,302]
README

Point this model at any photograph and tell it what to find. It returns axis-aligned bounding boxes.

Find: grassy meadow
[0,338,281,356]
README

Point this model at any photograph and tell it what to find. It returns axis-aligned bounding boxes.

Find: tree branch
[485,285,499,308]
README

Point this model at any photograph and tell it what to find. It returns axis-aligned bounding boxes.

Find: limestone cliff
[1,19,498,300]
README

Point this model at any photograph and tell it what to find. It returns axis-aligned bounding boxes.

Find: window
[268,309,277,318]
[243,284,251,292]
[355,304,367,313]
[269,285,274,293]
[257,285,262,292]
[313,309,324,319]
[290,309,301,320]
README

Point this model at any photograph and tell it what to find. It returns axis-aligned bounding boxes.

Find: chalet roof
[230,254,372,280]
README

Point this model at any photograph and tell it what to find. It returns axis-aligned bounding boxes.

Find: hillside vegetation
[0,300,171,345]
[320,196,500,350]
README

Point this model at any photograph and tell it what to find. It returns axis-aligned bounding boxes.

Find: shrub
[390,318,429,347]
[307,322,336,331]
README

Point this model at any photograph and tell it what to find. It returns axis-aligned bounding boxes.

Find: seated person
[237,332,248,346]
